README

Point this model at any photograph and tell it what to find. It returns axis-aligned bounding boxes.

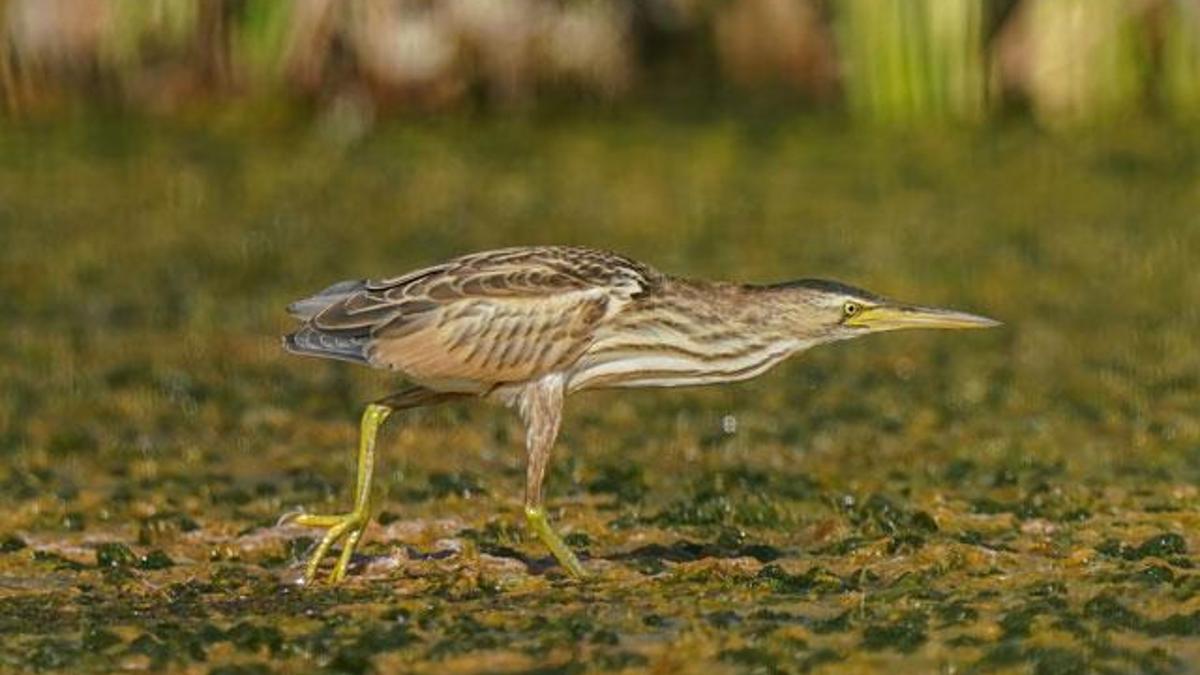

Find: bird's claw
[289,510,370,584]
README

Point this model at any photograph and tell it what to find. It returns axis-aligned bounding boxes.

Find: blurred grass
[1162,0,1200,119]
[0,115,1199,671]
[835,0,986,124]
[1017,0,1150,127]
[231,0,293,86]
[5,0,1200,127]
[102,0,197,69]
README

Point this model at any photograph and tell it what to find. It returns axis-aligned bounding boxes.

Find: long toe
[290,512,370,584]
[290,513,347,528]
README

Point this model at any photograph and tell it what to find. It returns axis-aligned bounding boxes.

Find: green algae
[0,116,1199,672]
[860,611,928,653]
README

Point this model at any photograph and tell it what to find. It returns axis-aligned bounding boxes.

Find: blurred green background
[3,0,1200,126]
[2,1,1200,674]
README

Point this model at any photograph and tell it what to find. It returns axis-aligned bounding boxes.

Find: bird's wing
[303,247,659,387]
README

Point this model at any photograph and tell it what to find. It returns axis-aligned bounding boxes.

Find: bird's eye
[842,301,862,317]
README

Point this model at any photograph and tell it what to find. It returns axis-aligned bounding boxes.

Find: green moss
[228,622,284,655]
[719,646,784,671]
[1132,564,1175,585]
[1098,533,1191,565]
[126,633,170,669]
[427,615,506,658]
[593,651,648,670]
[0,534,27,553]
[981,640,1099,673]
[562,532,590,548]
[757,564,846,595]
[1148,611,1200,636]
[32,550,88,571]
[586,464,648,503]
[841,494,939,541]
[1135,533,1188,559]
[95,543,137,569]
[209,664,272,675]
[426,472,488,500]
[28,638,81,670]
[861,611,928,653]
[60,512,87,532]
[811,611,853,634]
[1027,647,1090,675]
[81,625,122,653]
[1083,594,1144,631]
[798,648,844,671]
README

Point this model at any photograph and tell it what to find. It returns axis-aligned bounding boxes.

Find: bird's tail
[283,279,372,364]
[282,325,370,365]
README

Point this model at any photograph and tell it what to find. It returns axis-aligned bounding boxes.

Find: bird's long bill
[847,303,1000,332]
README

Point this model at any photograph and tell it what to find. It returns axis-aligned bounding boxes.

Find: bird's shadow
[334,537,789,579]
[479,538,788,576]
[476,543,563,575]
[608,539,784,568]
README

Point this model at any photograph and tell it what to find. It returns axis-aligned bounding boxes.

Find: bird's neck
[661,277,805,345]
[567,278,812,391]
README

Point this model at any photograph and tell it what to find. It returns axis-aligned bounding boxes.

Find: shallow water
[1,115,1199,672]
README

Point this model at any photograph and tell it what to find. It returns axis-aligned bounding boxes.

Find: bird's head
[766,279,1000,344]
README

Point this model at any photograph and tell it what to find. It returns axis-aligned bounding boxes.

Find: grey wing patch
[286,279,368,320]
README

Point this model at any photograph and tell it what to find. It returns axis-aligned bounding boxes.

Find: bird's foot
[524,506,587,578]
[282,510,370,584]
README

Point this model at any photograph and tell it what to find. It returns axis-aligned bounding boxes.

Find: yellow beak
[845,304,1000,332]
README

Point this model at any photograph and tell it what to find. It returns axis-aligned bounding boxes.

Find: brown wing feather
[298,246,659,390]
[370,292,611,387]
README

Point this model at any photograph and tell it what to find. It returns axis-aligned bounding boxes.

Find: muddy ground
[1,117,1198,673]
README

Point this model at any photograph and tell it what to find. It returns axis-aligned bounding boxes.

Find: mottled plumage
[283,245,998,582]
[286,246,660,394]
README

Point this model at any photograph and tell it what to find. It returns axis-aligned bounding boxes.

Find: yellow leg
[525,506,587,578]
[287,402,391,584]
[516,377,587,578]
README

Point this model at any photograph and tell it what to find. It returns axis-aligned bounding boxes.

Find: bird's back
[284,246,661,392]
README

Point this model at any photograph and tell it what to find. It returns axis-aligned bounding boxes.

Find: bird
[282,245,998,583]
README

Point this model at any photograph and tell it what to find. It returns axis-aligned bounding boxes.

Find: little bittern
[283,245,997,582]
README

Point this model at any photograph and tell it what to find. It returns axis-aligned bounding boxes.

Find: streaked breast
[567,306,801,391]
